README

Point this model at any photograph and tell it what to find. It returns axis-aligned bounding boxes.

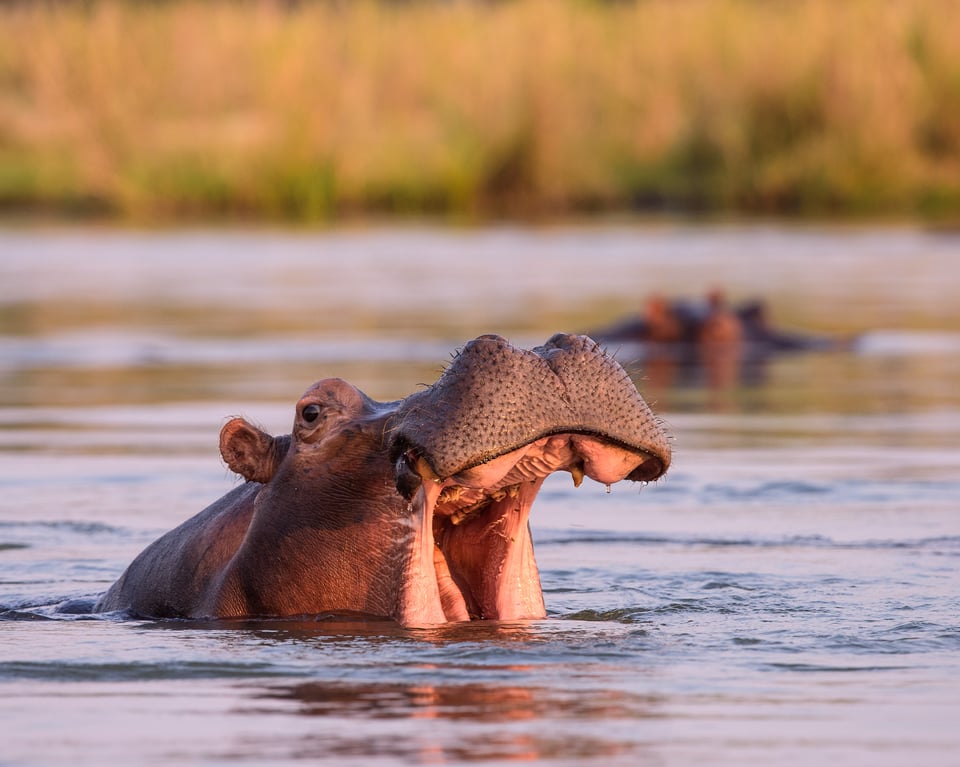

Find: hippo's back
[95,483,260,618]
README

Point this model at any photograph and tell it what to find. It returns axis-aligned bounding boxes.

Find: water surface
[1,224,959,766]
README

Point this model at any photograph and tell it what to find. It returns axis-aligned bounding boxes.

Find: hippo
[592,293,855,353]
[94,333,671,628]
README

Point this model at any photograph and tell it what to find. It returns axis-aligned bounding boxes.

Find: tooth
[571,463,584,488]
[438,486,462,506]
[414,455,440,483]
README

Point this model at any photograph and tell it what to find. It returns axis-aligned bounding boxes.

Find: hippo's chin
[395,432,663,627]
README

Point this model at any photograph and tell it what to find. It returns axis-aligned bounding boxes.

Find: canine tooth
[414,455,440,483]
[570,464,584,488]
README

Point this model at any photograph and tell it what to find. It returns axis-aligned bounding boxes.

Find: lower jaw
[435,479,547,622]
[396,480,547,627]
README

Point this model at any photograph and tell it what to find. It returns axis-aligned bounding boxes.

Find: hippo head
[107,333,669,628]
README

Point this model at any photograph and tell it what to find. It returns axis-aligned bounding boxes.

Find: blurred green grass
[1,0,959,222]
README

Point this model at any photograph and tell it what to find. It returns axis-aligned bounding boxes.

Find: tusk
[414,454,441,483]
[570,462,584,488]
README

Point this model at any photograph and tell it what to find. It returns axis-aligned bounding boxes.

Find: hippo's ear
[219,418,291,484]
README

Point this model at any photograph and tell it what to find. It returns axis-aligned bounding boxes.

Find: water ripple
[0,660,298,682]
[538,530,960,551]
[764,662,913,673]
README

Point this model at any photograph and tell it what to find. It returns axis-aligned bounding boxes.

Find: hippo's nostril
[627,456,666,483]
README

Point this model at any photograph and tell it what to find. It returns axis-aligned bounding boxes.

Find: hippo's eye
[301,404,321,423]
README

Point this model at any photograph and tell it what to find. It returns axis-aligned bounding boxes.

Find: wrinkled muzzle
[390,332,671,486]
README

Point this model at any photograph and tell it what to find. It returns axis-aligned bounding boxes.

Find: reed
[1,0,959,221]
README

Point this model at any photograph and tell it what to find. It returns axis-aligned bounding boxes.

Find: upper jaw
[447,432,664,489]
[388,333,672,486]
[396,429,669,502]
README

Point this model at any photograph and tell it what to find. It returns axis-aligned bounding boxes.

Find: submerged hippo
[95,333,671,627]
[592,293,855,353]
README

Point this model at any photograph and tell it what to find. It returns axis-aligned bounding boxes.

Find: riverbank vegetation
[1,0,959,222]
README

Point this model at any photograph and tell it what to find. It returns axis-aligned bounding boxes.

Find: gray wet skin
[95,333,671,627]
[390,333,670,482]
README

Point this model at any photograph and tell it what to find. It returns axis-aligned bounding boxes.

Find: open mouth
[394,431,667,626]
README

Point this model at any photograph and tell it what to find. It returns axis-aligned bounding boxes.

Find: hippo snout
[389,332,671,485]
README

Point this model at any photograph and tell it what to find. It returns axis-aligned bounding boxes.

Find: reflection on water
[1,225,960,767]
[254,678,623,721]
[239,679,652,764]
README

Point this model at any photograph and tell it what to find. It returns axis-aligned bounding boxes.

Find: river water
[1,224,959,766]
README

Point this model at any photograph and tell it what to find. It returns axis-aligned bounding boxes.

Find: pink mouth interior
[396,433,659,627]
